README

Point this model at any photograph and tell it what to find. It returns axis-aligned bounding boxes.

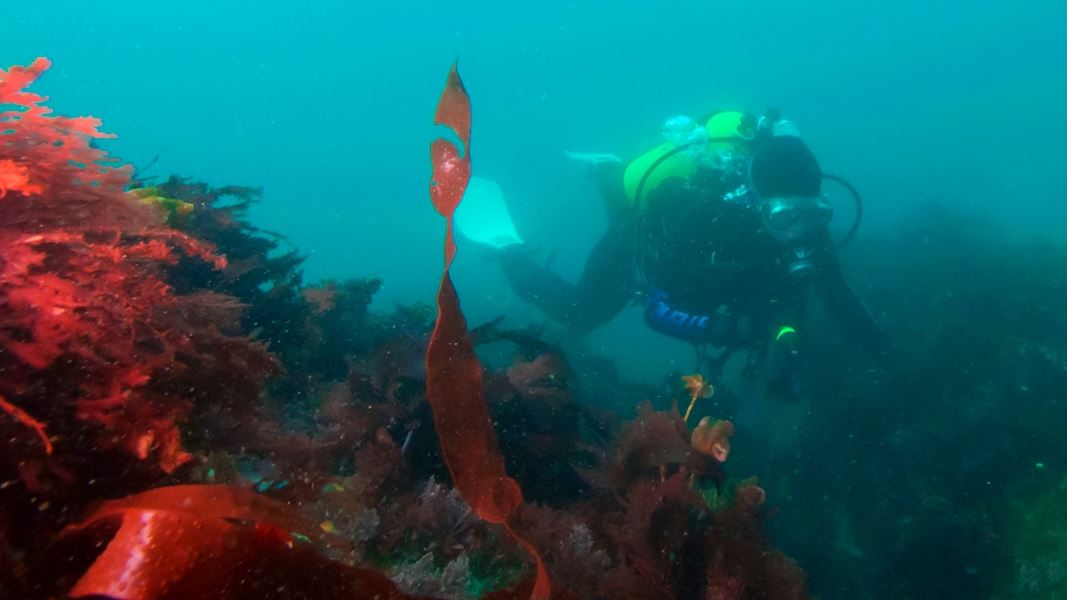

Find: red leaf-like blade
[70,484,313,534]
[425,64,550,600]
[434,64,471,156]
[426,273,522,523]
[429,63,472,269]
[62,485,420,600]
[69,510,237,600]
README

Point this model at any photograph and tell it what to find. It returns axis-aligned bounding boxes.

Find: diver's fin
[564,150,622,165]
[454,177,524,250]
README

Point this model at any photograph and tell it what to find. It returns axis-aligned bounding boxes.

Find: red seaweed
[0,393,52,454]
[0,58,276,476]
[429,64,472,268]
[0,57,130,197]
[425,63,550,599]
[58,485,421,600]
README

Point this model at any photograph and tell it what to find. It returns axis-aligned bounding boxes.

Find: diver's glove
[709,306,754,347]
[763,327,805,400]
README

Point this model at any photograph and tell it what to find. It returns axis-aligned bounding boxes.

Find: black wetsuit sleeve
[500,221,635,334]
[813,232,888,354]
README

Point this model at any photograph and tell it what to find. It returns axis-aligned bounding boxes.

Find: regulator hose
[632,138,734,207]
[821,173,863,248]
[631,141,865,248]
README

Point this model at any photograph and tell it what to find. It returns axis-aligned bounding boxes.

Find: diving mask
[760,195,833,243]
[760,195,833,279]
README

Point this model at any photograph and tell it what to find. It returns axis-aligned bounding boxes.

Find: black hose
[631,138,865,248]
[822,173,864,248]
[632,137,738,207]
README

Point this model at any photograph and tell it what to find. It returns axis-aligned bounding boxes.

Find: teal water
[6,1,1064,301]
[8,0,1064,382]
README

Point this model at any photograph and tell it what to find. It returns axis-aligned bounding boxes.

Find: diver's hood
[749,135,822,200]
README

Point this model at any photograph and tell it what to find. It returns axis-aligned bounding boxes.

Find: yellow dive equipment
[622,111,755,209]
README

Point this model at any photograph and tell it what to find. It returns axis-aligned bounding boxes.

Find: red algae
[0,393,52,455]
[62,485,421,600]
[0,58,273,474]
[425,63,551,600]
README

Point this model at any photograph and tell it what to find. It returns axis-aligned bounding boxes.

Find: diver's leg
[595,162,631,223]
[501,222,635,334]
[759,283,810,400]
[813,242,889,355]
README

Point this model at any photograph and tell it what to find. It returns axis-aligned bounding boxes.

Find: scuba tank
[622,111,757,210]
[625,109,864,250]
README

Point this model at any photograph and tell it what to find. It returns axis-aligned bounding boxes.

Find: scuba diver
[459,110,887,398]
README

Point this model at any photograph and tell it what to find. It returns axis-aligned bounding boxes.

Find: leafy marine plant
[0,58,276,475]
[42,484,421,600]
[425,63,551,599]
[0,59,127,199]
[157,175,438,409]
[0,58,277,591]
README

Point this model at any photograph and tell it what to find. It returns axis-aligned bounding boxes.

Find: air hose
[631,142,865,248]
[632,139,726,207]
[821,173,863,248]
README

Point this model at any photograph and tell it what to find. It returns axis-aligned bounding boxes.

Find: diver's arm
[500,221,635,334]
[812,232,888,354]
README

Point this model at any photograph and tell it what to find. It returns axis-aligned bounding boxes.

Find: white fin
[455,177,524,250]
[564,150,622,165]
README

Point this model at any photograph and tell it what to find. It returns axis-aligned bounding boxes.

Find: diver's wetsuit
[499,167,886,356]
